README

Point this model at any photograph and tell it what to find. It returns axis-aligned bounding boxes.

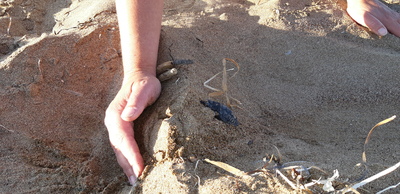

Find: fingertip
[128,175,137,186]
[377,27,388,36]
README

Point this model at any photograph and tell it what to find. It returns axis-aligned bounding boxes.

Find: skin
[105,0,399,186]
[347,0,400,37]
[105,0,163,185]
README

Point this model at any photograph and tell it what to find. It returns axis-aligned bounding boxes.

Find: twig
[276,169,300,190]
[204,158,249,178]
[376,181,400,194]
[203,58,241,108]
[37,58,44,80]
[195,160,200,171]
[0,124,14,132]
[362,115,396,163]
[194,160,201,186]
[195,174,201,187]
[53,86,83,97]
[349,161,400,191]
[6,12,12,36]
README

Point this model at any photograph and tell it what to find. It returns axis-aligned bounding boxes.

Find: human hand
[104,71,161,185]
[346,0,400,37]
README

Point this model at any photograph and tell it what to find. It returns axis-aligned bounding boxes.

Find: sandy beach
[1,0,400,193]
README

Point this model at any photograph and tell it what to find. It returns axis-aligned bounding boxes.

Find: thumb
[121,77,161,121]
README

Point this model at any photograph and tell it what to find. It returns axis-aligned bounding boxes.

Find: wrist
[122,68,157,85]
[124,65,156,76]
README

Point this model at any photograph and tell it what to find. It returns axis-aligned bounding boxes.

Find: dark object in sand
[200,100,239,126]
[172,59,194,65]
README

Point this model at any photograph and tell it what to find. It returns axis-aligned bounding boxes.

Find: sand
[1,0,400,193]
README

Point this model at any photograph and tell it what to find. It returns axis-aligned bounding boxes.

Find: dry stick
[223,58,241,106]
[276,169,300,190]
[222,58,230,106]
[350,161,400,191]
[362,115,396,163]
[376,181,400,194]
[6,12,12,36]
[0,124,14,132]
[203,68,234,92]
[37,58,44,81]
[342,115,398,193]
[224,58,240,78]
[204,158,249,178]
[194,160,201,186]
[272,144,283,164]
[203,58,241,107]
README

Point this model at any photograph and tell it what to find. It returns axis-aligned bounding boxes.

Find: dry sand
[1,0,400,193]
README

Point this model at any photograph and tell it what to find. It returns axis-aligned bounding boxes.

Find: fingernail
[121,107,137,120]
[128,175,137,186]
[378,28,387,36]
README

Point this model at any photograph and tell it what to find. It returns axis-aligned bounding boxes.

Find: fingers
[121,77,161,121]
[105,102,144,185]
[346,0,400,37]
[362,13,387,36]
[347,8,388,36]
[111,130,144,185]
[387,16,400,37]
[104,74,161,185]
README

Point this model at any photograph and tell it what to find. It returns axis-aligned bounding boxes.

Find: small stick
[37,58,44,80]
[204,158,249,178]
[362,115,396,163]
[304,181,317,188]
[222,59,229,106]
[194,160,201,186]
[350,161,400,191]
[276,169,300,190]
[0,124,14,132]
[224,58,240,78]
[203,58,240,107]
[195,174,201,187]
[64,89,83,97]
[6,12,12,36]
[195,160,200,171]
[376,181,400,194]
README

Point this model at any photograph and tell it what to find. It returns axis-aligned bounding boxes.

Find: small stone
[154,151,165,162]
[188,155,198,163]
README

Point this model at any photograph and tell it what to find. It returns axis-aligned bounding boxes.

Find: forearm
[116,0,164,80]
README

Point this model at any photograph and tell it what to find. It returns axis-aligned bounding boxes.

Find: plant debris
[203,58,241,108]
[204,158,250,178]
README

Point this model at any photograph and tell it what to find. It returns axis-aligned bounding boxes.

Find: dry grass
[203,115,400,193]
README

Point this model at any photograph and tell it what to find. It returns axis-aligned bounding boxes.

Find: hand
[104,71,161,185]
[346,0,400,37]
